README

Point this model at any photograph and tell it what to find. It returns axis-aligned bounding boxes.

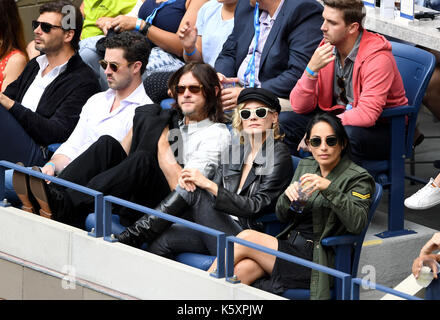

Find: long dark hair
[0,0,27,61]
[305,112,352,159]
[168,62,225,123]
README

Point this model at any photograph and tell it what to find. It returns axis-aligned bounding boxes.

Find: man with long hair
[19,62,230,230]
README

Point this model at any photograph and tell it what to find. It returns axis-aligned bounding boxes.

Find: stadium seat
[361,41,436,238]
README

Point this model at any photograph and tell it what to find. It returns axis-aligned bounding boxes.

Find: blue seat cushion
[85,213,126,235]
[174,252,216,271]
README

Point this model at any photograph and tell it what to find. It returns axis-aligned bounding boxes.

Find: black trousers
[279,110,391,166]
[147,186,243,258]
[55,135,170,228]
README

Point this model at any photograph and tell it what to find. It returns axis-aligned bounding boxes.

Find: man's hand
[0,93,15,110]
[307,41,336,75]
[221,87,243,111]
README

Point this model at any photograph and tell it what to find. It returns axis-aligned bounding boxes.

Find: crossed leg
[207,229,278,285]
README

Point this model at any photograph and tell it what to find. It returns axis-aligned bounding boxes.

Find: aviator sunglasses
[99,59,133,72]
[175,85,204,95]
[239,107,273,120]
[308,136,339,148]
[32,20,64,33]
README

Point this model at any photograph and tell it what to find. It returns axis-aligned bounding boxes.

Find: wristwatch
[140,22,151,36]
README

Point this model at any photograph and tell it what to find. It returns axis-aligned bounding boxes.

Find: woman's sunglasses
[239,107,273,120]
[99,59,132,72]
[308,136,339,148]
[32,20,64,33]
[175,85,203,95]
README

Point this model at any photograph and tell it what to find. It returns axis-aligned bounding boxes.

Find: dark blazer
[213,139,293,231]
[215,0,323,99]
[3,53,101,146]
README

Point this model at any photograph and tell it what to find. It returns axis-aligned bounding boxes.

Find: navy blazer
[215,0,323,99]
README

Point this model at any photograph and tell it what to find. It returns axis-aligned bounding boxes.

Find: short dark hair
[39,0,83,51]
[305,112,352,158]
[323,0,365,30]
[103,31,151,74]
[168,63,225,123]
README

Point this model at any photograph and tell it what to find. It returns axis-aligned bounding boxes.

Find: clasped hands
[284,173,331,203]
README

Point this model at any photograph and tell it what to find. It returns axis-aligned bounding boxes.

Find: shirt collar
[104,82,150,104]
[260,0,285,25]
[36,54,68,77]
[179,117,214,134]
[334,30,363,64]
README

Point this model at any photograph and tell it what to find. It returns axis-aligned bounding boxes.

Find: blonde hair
[232,102,284,144]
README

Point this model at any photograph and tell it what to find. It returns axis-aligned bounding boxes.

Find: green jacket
[275,155,375,300]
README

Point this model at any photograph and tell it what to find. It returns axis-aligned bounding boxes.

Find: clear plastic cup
[416,266,435,288]
[290,182,310,214]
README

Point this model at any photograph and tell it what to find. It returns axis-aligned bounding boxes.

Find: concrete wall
[0,206,284,300]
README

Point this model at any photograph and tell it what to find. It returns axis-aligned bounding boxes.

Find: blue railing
[224,236,353,299]
[351,278,422,300]
[100,195,227,278]
[0,160,422,300]
[0,161,104,237]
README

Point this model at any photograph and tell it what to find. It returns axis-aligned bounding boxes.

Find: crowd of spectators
[2,0,440,300]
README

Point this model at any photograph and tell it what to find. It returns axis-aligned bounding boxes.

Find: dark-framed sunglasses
[32,20,64,33]
[337,76,349,105]
[175,85,204,95]
[308,136,338,148]
[99,59,133,72]
[239,107,273,120]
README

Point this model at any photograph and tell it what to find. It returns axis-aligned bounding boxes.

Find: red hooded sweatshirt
[289,30,408,127]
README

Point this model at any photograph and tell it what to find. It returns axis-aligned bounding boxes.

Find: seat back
[389,41,436,158]
[351,182,383,277]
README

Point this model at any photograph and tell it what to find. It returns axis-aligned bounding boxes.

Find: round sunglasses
[99,59,133,72]
[175,85,204,95]
[308,136,339,148]
[239,107,273,120]
[32,20,64,33]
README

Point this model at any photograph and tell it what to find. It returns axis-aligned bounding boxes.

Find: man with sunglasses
[279,0,408,165]
[16,62,230,230]
[0,0,100,167]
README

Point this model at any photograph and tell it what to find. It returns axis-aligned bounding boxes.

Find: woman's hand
[179,168,210,190]
[96,17,115,33]
[110,15,137,32]
[412,254,439,279]
[299,173,331,195]
[421,232,440,256]
[284,181,301,202]
[178,21,197,52]
[297,134,310,152]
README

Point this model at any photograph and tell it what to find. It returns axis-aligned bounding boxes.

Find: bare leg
[207,230,278,280]
[234,258,266,285]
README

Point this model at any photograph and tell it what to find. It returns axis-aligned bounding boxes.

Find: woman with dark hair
[206,112,375,300]
[116,87,293,259]
[0,0,28,92]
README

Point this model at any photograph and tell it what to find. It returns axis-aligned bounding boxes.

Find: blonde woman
[116,87,293,255]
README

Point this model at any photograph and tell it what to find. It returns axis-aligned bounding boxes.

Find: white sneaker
[405,178,440,210]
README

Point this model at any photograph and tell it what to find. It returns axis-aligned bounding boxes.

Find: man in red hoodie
[279,0,408,165]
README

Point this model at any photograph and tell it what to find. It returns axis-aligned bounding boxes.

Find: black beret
[237,87,281,113]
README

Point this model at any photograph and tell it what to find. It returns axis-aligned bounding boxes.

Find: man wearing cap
[116,87,294,255]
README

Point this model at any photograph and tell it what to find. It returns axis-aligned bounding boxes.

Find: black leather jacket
[212,139,294,231]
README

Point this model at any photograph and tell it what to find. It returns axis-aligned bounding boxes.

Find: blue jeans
[4,169,21,207]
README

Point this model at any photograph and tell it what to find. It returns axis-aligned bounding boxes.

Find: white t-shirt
[196,1,234,67]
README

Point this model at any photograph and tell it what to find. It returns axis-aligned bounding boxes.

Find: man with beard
[279,0,408,165]
[8,31,152,212]
[0,0,100,167]
[15,63,230,230]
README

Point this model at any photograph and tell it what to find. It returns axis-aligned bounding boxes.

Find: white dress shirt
[21,55,68,112]
[55,82,152,162]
